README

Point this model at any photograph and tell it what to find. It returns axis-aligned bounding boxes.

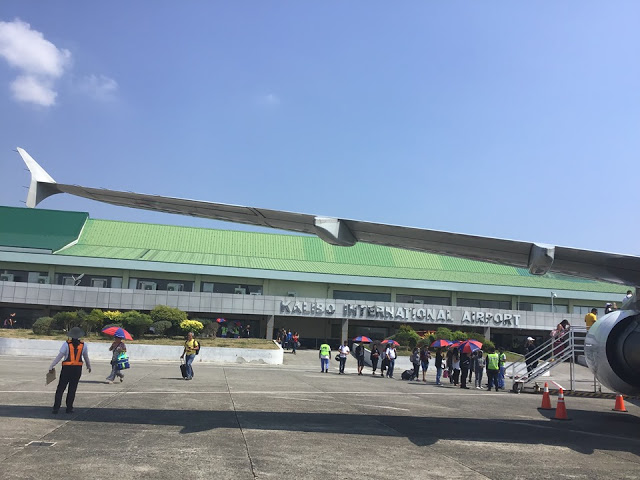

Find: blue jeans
[106,362,124,381]
[387,359,395,377]
[185,354,195,379]
[498,366,505,388]
[436,367,442,384]
[339,357,347,373]
[321,358,329,372]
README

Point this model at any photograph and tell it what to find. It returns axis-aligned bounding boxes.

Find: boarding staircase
[508,326,598,392]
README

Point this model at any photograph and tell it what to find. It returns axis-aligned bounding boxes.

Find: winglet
[17,147,60,208]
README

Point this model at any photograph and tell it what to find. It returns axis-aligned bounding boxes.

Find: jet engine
[585,309,640,396]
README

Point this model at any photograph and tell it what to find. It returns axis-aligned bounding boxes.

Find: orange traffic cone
[612,394,628,412]
[553,388,570,420]
[540,382,552,410]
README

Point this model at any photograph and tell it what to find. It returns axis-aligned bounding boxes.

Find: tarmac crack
[223,367,258,479]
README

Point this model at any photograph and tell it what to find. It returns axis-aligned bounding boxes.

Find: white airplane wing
[17,147,640,287]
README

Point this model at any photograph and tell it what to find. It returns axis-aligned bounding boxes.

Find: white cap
[527,337,534,341]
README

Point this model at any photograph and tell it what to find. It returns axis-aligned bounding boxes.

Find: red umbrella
[431,339,452,348]
[381,339,400,347]
[458,340,482,354]
[450,341,463,348]
[215,318,226,323]
[101,326,133,340]
[353,336,373,343]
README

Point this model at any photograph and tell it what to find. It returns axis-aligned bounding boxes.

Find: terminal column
[266,315,274,340]
[341,318,349,344]
[483,326,491,341]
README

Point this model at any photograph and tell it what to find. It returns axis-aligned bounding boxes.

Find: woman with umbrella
[48,326,91,414]
[104,328,128,384]
[430,340,451,385]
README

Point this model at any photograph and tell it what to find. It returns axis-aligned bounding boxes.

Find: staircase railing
[509,327,587,391]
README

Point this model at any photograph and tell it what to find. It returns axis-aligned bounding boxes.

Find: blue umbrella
[352,336,373,343]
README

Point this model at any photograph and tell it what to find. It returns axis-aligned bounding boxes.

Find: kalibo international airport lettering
[279,301,520,327]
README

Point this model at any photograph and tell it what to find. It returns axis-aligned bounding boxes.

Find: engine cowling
[585,309,640,396]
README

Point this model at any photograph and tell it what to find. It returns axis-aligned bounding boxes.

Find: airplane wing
[17,147,640,287]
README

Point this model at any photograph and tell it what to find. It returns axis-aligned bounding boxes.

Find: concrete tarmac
[0,350,638,480]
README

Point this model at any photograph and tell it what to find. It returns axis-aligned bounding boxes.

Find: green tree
[434,327,453,341]
[393,324,421,348]
[452,330,468,341]
[150,305,187,327]
[53,311,78,332]
[82,309,105,335]
[150,320,173,336]
[120,310,153,339]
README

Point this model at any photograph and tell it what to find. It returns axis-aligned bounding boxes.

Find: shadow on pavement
[0,404,638,456]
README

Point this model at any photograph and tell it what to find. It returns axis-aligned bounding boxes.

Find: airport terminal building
[0,206,630,348]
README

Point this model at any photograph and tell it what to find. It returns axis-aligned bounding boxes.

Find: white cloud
[0,18,71,106]
[78,74,118,102]
[10,75,56,106]
[259,93,281,107]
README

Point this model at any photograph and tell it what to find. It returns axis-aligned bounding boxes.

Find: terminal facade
[0,206,630,348]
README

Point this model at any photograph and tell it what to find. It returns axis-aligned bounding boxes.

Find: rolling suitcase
[180,362,187,379]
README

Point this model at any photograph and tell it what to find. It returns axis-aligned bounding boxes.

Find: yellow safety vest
[320,344,330,356]
[487,353,499,370]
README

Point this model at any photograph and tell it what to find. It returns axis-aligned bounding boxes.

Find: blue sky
[1,2,638,255]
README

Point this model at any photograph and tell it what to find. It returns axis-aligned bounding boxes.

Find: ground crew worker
[584,308,597,330]
[486,349,500,392]
[49,326,91,414]
[497,349,506,389]
[319,342,331,373]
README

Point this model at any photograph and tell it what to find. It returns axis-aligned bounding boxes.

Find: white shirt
[49,341,91,370]
[385,347,396,360]
[339,345,350,358]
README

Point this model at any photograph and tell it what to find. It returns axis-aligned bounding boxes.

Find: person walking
[446,347,454,384]
[584,308,597,330]
[420,345,431,382]
[355,342,365,375]
[524,337,538,376]
[319,342,331,373]
[385,343,397,378]
[486,349,500,392]
[460,352,470,389]
[370,343,380,375]
[292,332,299,355]
[49,326,91,414]
[474,349,485,389]
[380,348,387,377]
[411,347,420,381]
[338,341,350,374]
[106,332,127,383]
[451,350,460,386]
[180,331,200,380]
[435,348,444,385]
[497,348,507,390]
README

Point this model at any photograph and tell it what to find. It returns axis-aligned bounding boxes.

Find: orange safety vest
[62,340,84,366]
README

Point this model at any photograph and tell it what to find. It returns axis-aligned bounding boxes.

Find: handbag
[443,370,449,378]
[116,352,130,370]
[335,354,341,362]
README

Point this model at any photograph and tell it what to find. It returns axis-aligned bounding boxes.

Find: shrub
[150,320,173,336]
[452,330,468,341]
[120,310,153,338]
[104,310,122,322]
[150,305,187,327]
[53,311,77,331]
[393,324,421,348]
[33,317,54,335]
[82,309,105,334]
[179,320,204,336]
[201,322,218,338]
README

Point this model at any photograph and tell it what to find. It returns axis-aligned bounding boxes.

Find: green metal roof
[0,206,88,251]
[45,214,625,294]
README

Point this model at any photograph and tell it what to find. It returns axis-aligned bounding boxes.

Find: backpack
[195,341,200,355]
